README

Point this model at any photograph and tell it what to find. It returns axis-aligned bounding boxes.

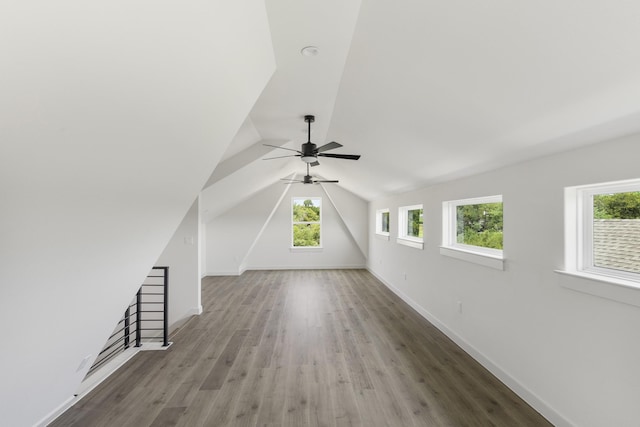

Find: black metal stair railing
[86,266,169,377]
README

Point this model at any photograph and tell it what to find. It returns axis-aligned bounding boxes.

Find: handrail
[85,266,169,377]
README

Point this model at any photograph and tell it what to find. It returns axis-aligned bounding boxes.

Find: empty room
[2,1,640,426]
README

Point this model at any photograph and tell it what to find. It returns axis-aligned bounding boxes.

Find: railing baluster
[124,307,130,349]
[135,288,142,348]
[163,266,169,347]
[84,266,170,378]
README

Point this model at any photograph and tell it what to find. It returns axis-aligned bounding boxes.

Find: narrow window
[292,197,321,247]
[397,204,423,249]
[376,208,390,237]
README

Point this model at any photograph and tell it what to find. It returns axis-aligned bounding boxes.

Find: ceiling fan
[263,115,360,166]
[281,163,339,184]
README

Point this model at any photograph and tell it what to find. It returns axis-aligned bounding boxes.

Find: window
[292,197,321,247]
[441,195,504,269]
[397,204,423,249]
[376,208,390,238]
[564,179,640,284]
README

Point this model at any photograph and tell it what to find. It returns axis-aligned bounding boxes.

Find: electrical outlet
[457,301,463,314]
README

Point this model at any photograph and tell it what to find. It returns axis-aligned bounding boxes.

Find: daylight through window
[397,204,424,249]
[376,208,390,236]
[292,197,321,247]
[592,191,640,274]
[456,202,503,250]
[567,180,640,282]
[442,195,504,261]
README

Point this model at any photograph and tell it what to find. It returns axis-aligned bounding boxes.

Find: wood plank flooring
[51,269,552,427]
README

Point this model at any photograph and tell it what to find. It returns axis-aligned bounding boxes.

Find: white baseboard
[35,395,75,427]
[203,266,366,276]
[246,264,366,271]
[41,341,172,427]
[366,267,573,427]
[204,270,242,276]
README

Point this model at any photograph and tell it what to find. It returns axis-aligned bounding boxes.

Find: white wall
[367,133,640,427]
[205,181,368,274]
[205,181,286,275]
[156,198,202,328]
[0,2,275,425]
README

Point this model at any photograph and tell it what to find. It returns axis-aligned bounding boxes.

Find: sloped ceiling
[203,0,640,216]
[0,1,275,425]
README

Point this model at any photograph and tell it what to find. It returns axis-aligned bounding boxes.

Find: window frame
[376,208,390,239]
[291,197,322,249]
[397,204,423,249]
[568,179,640,284]
[440,195,504,270]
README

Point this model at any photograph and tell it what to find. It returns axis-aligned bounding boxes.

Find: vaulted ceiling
[210,1,640,217]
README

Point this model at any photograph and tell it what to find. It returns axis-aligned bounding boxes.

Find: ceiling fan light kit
[263,114,361,166]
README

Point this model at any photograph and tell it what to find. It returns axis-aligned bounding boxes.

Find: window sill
[290,247,323,253]
[555,270,640,307]
[375,233,390,241]
[439,246,504,270]
[397,238,423,250]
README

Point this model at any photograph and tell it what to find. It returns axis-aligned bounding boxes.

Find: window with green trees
[593,191,640,219]
[376,208,390,236]
[564,180,640,285]
[398,204,424,249]
[292,197,321,247]
[443,195,503,257]
[456,202,503,250]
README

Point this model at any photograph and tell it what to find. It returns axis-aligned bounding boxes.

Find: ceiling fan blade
[309,161,320,167]
[314,180,339,183]
[316,141,342,153]
[317,153,361,160]
[263,143,302,154]
[263,154,301,160]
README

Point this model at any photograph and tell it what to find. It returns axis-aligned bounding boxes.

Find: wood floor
[52,269,551,427]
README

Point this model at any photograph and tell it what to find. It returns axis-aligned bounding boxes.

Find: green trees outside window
[592,191,640,273]
[407,208,423,238]
[456,202,503,250]
[292,198,321,247]
[593,191,640,219]
[381,211,390,233]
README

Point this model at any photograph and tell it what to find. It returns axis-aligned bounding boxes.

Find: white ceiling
[204,0,640,215]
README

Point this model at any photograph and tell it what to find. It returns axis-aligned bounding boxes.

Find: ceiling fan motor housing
[301,142,317,162]
[301,115,317,162]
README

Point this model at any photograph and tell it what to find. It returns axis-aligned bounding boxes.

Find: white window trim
[440,195,504,270]
[397,204,423,249]
[559,179,640,305]
[291,197,322,249]
[375,208,390,240]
